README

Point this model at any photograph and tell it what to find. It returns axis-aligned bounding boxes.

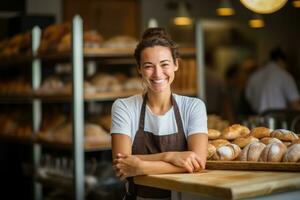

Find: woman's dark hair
[134,27,179,66]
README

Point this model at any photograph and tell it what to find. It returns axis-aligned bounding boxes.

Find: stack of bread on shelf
[0,32,31,59]
[207,124,300,162]
[0,113,32,139]
[0,77,31,94]
[37,113,111,148]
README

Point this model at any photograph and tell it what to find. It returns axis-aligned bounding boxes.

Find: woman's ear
[137,65,142,75]
[174,59,179,71]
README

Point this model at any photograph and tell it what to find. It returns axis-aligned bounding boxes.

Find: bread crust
[283,144,300,162]
[259,142,287,162]
[238,142,266,161]
[270,129,299,141]
[221,124,250,140]
[208,129,221,140]
[250,127,271,138]
[233,136,259,148]
[213,144,241,161]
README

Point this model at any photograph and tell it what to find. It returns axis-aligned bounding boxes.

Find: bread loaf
[260,137,282,145]
[250,127,271,139]
[259,142,287,162]
[212,144,241,161]
[221,124,250,140]
[208,129,221,140]
[232,135,259,148]
[270,129,299,141]
[209,139,230,149]
[207,143,216,159]
[238,142,266,161]
[283,144,300,162]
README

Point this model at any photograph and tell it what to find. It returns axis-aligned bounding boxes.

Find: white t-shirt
[110,94,207,142]
[246,62,300,113]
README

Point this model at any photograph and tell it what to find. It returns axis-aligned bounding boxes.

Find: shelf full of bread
[0,22,197,102]
[205,115,300,171]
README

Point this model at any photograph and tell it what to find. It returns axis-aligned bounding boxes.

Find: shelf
[0,54,33,67]
[0,134,33,144]
[0,89,197,102]
[36,139,111,152]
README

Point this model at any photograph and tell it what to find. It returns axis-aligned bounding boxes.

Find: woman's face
[138,46,178,94]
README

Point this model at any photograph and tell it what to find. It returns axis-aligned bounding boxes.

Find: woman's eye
[161,63,170,68]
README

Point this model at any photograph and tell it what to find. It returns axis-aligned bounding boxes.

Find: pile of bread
[0,113,32,138]
[0,77,31,94]
[0,32,31,59]
[37,114,111,148]
[38,22,138,54]
[207,124,300,162]
[35,73,143,95]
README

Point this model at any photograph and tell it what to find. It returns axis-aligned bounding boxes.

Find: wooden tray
[206,161,300,172]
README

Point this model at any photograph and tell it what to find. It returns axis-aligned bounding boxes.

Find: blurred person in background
[245,47,300,114]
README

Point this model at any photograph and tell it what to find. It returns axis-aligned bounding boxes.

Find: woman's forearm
[140,160,187,175]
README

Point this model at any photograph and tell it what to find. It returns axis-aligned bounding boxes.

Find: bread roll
[232,136,259,148]
[213,144,241,161]
[291,139,300,145]
[207,143,216,159]
[259,142,287,162]
[209,139,230,149]
[221,124,250,140]
[250,127,271,139]
[270,129,299,141]
[238,142,266,161]
[283,144,300,162]
[208,129,221,140]
[260,137,282,145]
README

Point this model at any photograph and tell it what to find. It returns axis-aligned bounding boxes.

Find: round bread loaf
[208,129,221,140]
[270,129,299,141]
[209,139,230,149]
[207,143,216,159]
[259,142,287,162]
[221,124,250,140]
[233,135,259,148]
[250,127,271,139]
[238,142,266,161]
[283,144,300,162]
[213,143,241,161]
[260,137,282,145]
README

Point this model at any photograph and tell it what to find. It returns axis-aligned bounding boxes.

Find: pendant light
[249,14,265,28]
[293,0,300,8]
[217,0,235,16]
[173,1,193,26]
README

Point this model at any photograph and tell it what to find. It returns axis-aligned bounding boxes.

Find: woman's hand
[165,151,205,173]
[113,153,144,180]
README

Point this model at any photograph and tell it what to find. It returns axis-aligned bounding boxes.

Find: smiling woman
[110,27,208,200]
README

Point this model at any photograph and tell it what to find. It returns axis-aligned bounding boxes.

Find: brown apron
[126,94,187,199]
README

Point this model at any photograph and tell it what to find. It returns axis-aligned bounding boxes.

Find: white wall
[26,0,62,23]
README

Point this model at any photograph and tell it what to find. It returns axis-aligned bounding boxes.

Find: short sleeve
[187,98,208,135]
[283,74,300,102]
[110,99,132,137]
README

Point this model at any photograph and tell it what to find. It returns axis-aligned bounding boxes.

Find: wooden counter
[134,170,300,200]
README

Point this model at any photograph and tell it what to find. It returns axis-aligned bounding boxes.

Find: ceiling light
[293,0,300,8]
[173,1,193,26]
[217,0,235,16]
[249,14,265,28]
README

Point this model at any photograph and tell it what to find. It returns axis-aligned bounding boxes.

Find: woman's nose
[153,65,163,76]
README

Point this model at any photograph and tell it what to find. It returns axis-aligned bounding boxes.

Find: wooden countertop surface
[134,170,300,200]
